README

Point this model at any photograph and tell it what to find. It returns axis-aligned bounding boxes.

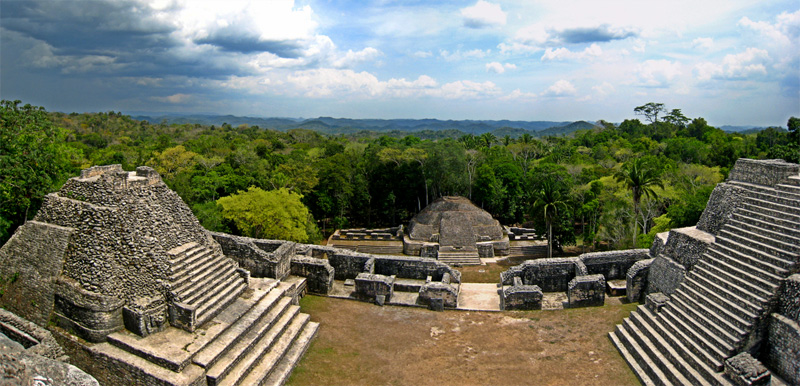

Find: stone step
[670,296,748,338]
[167,242,200,260]
[735,208,800,232]
[661,305,734,360]
[193,286,291,370]
[613,325,670,386]
[706,246,788,284]
[713,236,795,271]
[728,217,800,245]
[205,301,297,386]
[734,183,800,206]
[669,295,743,345]
[687,267,766,316]
[219,311,310,386]
[676,286,752,332]
[260,321,320,386]
[694,259,774,303]
[622,317,693,386]
[636,306,726,385]
[195,276,249,328]
[657,306,725,371]
[663,299,738,350]
[682,274,759,322]
[177,260,238,304]
[91,342,207,386]
[609,331,657,386]
[719,226,800,259]
[628,308,712,386]
[170,247,211,277]
[170,248,223,285]
[170,244,209,269]
[742,198,800,220]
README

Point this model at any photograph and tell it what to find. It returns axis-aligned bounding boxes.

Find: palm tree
[533,179,569,259]
[615,157,664,246]
[479,132,497,149]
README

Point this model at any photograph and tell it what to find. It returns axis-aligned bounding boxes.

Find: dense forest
[1,100,798,254]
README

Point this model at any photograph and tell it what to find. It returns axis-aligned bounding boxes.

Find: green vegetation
[0,99,797,252]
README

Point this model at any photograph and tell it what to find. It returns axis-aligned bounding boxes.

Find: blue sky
[1,0,798,126]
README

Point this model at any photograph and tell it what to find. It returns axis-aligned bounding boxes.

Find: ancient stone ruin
[610,158,800,385]
[0,165,318,385]
[329,196,547,265]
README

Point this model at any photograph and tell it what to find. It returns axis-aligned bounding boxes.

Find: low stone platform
[456,283,501,311]
[86,277,318,386]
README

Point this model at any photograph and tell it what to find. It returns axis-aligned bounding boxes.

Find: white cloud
[500,88,537,101]
[592,82,615,97]
[413,51,433,58]
[152,93,192,103]
[692,37,714,50]
[541,44,602,61]
[485,62,516,74]
[440,49,490,61]
[332,47,382,68]
[694,48,770,81]
[460,1,507,28]
[541,80,577,97]
[635,59,682,87]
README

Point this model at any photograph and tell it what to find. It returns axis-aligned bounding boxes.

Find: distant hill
[126,113,598,137]
[720,125,769,133]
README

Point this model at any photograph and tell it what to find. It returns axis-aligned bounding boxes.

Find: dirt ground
[288,295,640,386]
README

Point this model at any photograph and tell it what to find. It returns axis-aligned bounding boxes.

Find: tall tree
[217,187,315,242]
[615,157,664,246]
[634,102,666,124]
[0,101,78,243]
[532,179,569,259]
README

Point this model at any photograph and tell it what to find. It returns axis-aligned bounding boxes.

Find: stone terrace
[610,159,800,386]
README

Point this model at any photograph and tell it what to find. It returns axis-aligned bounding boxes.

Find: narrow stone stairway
[610,176,799,386]
[92,278,319,386]
[166,242,249,331]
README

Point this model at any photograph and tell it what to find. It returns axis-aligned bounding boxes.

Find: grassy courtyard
[288,294,640,386]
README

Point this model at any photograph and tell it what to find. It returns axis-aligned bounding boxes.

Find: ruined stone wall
[210,232,293,279]
[0,309,67,361]
[0,221,73,327]
[696,183,746,236]
[290,256,334,294]
[727,158,800,187]
[328,248,461,283]
[501,257,582,292]
[766,274,800,385]
[579,249,649,280]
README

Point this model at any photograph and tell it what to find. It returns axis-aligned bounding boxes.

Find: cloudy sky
[1,0,798,126]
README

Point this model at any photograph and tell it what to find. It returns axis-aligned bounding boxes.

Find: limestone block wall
[501,257,584,292]
[696,183,746,236]
[580,249,649,280]
[626,258,654,303]
[418,281,458,309]
[567,274,605,307]
[355,273,395,301]
[0,309,67,361]
[291,256,334,294]
[328,248,461,283]
[727,158,800,187]
[0,221,74,327]
[645,227,714,295]
[210,233,294,279]
[766,275,800,384]
[501,277,543,310]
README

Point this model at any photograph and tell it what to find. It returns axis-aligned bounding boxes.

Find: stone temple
[329,196,544,265]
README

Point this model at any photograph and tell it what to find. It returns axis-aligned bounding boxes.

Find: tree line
[1,99,798,254]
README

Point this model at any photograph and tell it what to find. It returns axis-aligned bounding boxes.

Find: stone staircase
[437,247,482,265]
[167,242,249,332]
[610,176,800,386]
[93,278,319,386]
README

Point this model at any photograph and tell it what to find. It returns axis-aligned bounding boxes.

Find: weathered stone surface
[646,254,685,296]
[290,256,334,294]
[724,352,771,386]
[0,221,73,328]
[626,258,653,303]
[766,313,800,385]
[328,249,461,283]
[418,279,458,309]
[355,273,395,302]
[649,231,668,258]
[696,183,746,236]
[779,274,800,323]
[579,249,649,280]
[0,309,67,361]
[567,274,605,308]
[501,257,583,292]
[660,226,714,271]
[0,333,99,386]
[211,232,293,280]
[501,278,543,310]
[645,292,669,314]
[727,158,800,187]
